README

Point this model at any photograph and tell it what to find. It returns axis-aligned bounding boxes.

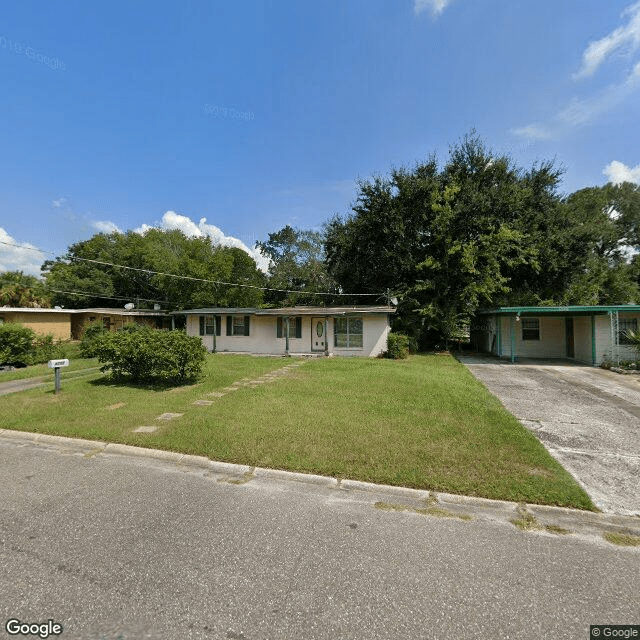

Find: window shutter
[277,317,282,338]
[199,316,204,336]
[244,316,250,336]
[226,316,232,336]
[295,317,302,338]
[215,315,221,336]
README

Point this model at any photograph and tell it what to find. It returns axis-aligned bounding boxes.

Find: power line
[0,239,383,298]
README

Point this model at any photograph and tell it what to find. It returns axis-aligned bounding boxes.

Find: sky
[1,0,640,276]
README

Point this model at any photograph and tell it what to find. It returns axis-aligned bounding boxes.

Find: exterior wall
[594,312,640,364]
[497,316,566,360]
[189,313,390,357]
[476,310,640,365]
[332,315,390,357]
[573,316,593,364]
[0,312,72,340]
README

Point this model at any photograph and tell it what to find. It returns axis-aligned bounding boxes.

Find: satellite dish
[124,303,135,310]
[390,297,398,306]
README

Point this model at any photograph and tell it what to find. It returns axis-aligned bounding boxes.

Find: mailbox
[48,359,70,369]
[48,359,69,394]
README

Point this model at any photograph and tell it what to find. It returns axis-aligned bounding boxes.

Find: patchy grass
[603,532,640,547]
[0,354,596,509]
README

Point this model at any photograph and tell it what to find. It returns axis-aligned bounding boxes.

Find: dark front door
[565,318,574,358]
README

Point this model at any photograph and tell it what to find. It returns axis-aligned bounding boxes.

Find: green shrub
[80,321,109,358]
[0,323,36,365]
[385,332,409,359]
[91,326,207,384]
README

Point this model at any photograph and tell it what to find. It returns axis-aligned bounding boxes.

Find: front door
[566,317,575,358]
[311,317,326,352]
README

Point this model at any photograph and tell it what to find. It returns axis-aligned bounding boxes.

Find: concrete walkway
[458,355,640,516]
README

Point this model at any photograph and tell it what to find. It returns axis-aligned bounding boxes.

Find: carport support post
[510,315,516,364]
[591,314,596,365]
[285,316,290,356]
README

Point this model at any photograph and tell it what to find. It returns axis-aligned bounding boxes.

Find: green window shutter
[244,316,250,336]
[199,316,204,336]
[226,316,232,336]
[277,317,282,338]
[215,315,221,336]
[295,317,302,338]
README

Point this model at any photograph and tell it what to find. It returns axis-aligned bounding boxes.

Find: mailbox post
[48,359,69,394]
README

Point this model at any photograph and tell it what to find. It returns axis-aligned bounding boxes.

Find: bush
[91,325,207,384]
[80,321,109,358]
[384,332,409,359]
[0,323,36,365]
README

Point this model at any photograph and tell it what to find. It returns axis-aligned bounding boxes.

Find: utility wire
[0,239,383,298]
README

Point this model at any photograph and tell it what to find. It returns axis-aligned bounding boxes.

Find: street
[1,432,638,640]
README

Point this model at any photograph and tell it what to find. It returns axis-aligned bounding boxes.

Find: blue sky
[1,0,640,275]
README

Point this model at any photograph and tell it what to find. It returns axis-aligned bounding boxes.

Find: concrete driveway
[459,355,640,516]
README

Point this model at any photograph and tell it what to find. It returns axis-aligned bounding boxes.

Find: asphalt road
[459,356,640,516]
[1,433,638,640]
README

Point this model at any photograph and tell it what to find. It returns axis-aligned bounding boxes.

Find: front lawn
[0,353,595,509]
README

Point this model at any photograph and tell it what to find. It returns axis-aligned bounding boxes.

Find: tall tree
[257,225,338,305]
[325,133,561,346]
[0,271,51,307]
[42,229,265,310]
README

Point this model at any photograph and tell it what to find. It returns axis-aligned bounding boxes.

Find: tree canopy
[257,225,339,306]
[41,229,265,310]
[0,271,51,308]
[325,133,640,346]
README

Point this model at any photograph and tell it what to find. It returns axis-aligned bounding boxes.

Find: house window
[277,317,302,339]
[521,318,540,341]
[226,315,250,336]
[199,315,221,336]
[334,317,363,348]
[618,318,638,345]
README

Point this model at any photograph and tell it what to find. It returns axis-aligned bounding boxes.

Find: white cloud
[513,61,640,141]
[135,211,270,272]
[414,0,455,17]
[52,197,67,208]
[603,160,640,184]
[0,228,47,276]
[574,1,640,79]
[92,220,123,234]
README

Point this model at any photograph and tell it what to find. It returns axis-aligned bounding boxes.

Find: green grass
[603,532,640,546]
[0,342,94,382]
[0,353,596,509]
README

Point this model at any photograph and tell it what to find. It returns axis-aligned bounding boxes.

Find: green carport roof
[477,305,640,316]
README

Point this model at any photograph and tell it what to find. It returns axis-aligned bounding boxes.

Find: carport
[471,305,640,366]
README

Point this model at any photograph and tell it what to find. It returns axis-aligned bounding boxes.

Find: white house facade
[471,305,640,365]
[179,306,394,357]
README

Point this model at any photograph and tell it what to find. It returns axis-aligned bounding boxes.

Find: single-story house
[0,307,168,341]
[179,306,395,357]
[471,305,640,365]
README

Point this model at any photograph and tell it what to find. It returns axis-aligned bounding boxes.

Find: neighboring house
[179,306,395,357]
[472,305,640,365]
[0,307,167,340]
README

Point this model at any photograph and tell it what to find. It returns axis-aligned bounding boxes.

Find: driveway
[459,355,640,516]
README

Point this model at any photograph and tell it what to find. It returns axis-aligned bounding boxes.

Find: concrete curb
[1,429,639,542]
